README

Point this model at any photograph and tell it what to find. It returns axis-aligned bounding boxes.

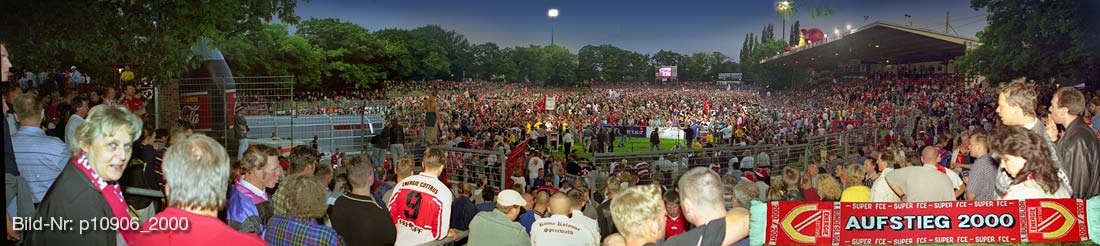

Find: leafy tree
[576,44,654,82]
[221,24,324,87]
[952,0,1100,84]
[407,25,473,81]
[761,25,771,43]
[0,0,299,81]
[744,40,807,88]
[576,45,602,82]
[740,33,752,63]
[470,42,502,80]
[296,18,407,89]
[495,47,520,82]
[541,45,578,85]
[651,50,684,67]
[789,21,801,46]
[512,45,546,83]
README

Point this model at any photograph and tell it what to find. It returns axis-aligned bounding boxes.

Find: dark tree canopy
[0,0,300,81]
[953,0,1100,84]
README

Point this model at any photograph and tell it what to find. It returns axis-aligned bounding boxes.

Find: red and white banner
[758,199,1090,245]
[504,140,530,189]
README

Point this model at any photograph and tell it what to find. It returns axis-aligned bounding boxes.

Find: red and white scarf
[72,153,134,243]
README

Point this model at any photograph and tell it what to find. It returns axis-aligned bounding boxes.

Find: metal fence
[160,76,295,157]
[589,121,902,191]
[436,146,508,191]
[159,76,394,160]
[244,114,385,157]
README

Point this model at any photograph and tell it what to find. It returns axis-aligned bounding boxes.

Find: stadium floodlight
[548,8,559,45]
[776,1,791,11]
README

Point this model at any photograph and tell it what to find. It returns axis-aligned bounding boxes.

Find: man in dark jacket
[683,125,694,148]
[387,118,405,163]
[450,183,478,231]
[995,81,1072,196]
[596,128,609,154]
[1050,87,1100,198]
[596,178,621,239]
[608,127,618,152]
[650,128,661,152]
[369,127,389,169]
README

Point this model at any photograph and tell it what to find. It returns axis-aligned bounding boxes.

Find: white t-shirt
[740,156,755,169]
[571,210,600,243]
[511,176,527,191]
[388,173,454,246]
[943,168,964,190]
[869,168,900,202]
[531,214,598,246]
[528,157,544,180]
[756,152,770,167]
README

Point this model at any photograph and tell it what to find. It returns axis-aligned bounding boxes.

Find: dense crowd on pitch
[307,73,1000,156]
[7,39,1100,246]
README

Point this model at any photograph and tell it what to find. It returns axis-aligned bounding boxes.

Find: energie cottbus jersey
[388,172,454,246]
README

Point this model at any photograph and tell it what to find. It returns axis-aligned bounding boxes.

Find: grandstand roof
[760,22,980,70]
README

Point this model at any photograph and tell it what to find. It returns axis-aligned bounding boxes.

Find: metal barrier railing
[435,146,508,191]
[590,121,896,189]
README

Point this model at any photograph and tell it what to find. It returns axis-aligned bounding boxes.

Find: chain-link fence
[437,146,508,191]
[165,77,297,157]
[159,76,393,160]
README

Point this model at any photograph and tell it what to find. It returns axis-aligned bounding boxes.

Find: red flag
[505,140,530,189]
[534,96,546,112]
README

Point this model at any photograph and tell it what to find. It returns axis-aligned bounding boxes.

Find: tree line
[738,23,808,89]
[220,18,741,89]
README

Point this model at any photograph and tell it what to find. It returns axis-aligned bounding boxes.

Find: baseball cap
[754,168,770,178]
[496,189,527,207]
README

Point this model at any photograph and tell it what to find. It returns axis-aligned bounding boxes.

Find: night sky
[294,0,987,62]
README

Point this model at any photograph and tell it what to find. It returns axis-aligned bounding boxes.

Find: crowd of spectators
[4,39,1100,245]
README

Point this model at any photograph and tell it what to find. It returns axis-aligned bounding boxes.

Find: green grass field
[547,137,685,159]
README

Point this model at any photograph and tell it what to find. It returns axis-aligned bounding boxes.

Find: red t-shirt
[803,188,821,201]
[129,207,266,246]
[665,214,687,239]
[120,96,144,113]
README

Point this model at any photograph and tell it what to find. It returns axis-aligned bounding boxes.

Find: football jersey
[388,173,453,246]
[665,214,687,239]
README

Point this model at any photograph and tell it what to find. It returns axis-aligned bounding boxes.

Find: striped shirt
[12,126,71,203]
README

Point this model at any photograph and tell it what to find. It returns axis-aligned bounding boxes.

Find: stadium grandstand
[762,22,980,77]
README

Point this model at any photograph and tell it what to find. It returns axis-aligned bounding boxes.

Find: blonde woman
[27,105,142,245]
[840,164,870,202]
[815,175,842,202]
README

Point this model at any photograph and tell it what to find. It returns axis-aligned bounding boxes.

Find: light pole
[776,1,791,43]
[548,8,559,46]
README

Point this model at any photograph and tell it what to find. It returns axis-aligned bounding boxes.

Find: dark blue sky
[294,0,986,62]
